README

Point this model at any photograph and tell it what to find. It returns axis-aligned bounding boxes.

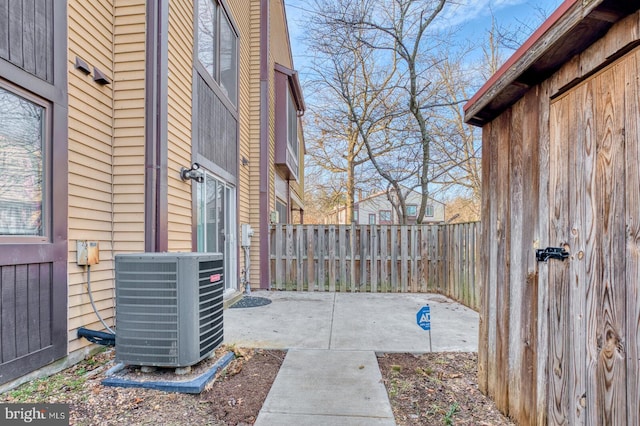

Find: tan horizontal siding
[166,0,194,252]
[113,0,146,262]
[67,0,116,355]
[64,0,147,355]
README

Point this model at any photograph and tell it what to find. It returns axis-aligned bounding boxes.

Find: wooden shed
[464,0,640,424]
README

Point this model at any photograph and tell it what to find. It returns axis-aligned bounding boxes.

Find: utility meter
[241,224,254,247]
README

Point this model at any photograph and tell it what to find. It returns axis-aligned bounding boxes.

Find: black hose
[77,327,115,346]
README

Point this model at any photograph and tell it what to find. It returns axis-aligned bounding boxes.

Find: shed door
[547,51,639,425]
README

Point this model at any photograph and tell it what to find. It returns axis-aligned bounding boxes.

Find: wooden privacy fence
[269,223,481,310]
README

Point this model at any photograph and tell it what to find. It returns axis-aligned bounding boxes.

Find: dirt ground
[377,352,514,425]
[1,347,513,425]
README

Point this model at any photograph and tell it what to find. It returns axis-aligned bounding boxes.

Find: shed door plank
[494,110,511,413]
[536,81,552,426]
[624,50,640,426]
[478,123,493,394]
[548,95,570,425]
[520,88,541,425]
[577,78,599,426]
[594,64,627,426]
[484,120,499,398]
[568,81,593,425]
[508,98,525,420]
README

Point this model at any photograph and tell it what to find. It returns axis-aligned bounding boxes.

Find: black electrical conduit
[77,265,116,346]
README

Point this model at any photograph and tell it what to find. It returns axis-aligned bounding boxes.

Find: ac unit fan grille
[198,259,224,357]
[116,261,181,365]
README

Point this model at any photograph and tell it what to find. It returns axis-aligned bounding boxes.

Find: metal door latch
[536,247,569,262]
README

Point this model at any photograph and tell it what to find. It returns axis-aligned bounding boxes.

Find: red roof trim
[464,0,578,113]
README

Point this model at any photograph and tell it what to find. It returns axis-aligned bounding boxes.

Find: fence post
[371,225,378,293]
[318,225,325,291]
[328,225,336,291]
[296,224,304,291]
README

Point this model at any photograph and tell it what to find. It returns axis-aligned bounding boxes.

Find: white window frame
[426,204,435,217]
[287,87,298,159]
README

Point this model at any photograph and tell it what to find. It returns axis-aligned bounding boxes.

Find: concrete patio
[223,291,479,425]
[224,291,479,353]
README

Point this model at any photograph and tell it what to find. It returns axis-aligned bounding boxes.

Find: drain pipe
[243,246,251,295]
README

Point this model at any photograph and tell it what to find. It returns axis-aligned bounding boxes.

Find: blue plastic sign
[416,305,431,331]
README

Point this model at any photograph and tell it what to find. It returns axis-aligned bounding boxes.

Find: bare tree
[329,0,459,224]
[303,0,397,223]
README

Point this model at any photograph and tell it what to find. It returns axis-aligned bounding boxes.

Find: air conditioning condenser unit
[115,252,224,367]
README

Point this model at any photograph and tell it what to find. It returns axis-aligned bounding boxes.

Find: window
[198,0,238,105]
[0,86,47,237]
[287,88,298,158]
[379,210,392,224]
[276,199,288,224]
[369,214,376,225]
[353,209,359,223]
[274,64,304,181]
[406,204,417,217]
[196,172,237,292]
[426,204,434,217]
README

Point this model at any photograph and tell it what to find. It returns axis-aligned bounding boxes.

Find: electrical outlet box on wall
[77,240,100,265]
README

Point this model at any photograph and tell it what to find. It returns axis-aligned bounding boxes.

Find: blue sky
[285,0,565,76]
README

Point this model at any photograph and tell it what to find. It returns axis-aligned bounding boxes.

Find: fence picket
[328,226,336,291]
[269,223,480,309]
[400,226,408,293]
[307,226,315,291]
[317,225,325,291]
[371,225,378,293]
[297,225,304,291]
[339,226,347,292]
[360,225,368,291]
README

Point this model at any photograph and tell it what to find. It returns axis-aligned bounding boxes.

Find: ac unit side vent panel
[115,253,224,368]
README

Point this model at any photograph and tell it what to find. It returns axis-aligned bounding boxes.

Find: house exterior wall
[474,8,640,425]
[67,0,116,353]
[65,0,150,355]
[67,0,148,354]
[167,0,194,252]
[223,0,261,288]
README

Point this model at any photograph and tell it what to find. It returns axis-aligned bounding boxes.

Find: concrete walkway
[223,291,479,425]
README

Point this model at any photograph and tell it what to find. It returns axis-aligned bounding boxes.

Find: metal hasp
[536,247,569,262]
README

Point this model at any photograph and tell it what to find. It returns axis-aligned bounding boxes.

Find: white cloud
[432,0,528,30]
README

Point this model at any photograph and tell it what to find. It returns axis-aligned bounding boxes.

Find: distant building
[326,189,445,225]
